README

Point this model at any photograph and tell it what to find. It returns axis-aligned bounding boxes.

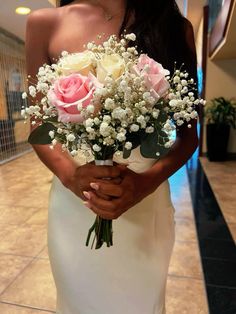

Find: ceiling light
[15,7,31,15]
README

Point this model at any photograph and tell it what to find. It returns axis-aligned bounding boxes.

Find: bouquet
[22,33,204,249]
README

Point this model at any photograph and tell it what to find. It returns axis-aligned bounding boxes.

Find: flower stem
[86,216,113,249]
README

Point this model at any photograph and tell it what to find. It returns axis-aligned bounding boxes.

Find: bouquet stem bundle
[86,158,114,249]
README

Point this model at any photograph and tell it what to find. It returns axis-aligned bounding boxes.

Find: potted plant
[205,97,236,161]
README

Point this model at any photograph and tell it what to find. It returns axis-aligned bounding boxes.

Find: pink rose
[133,54,170,100]
[48,73,101,123]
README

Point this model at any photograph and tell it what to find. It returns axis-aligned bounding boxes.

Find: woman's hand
[64,162,122,201]
[83,165,160,219]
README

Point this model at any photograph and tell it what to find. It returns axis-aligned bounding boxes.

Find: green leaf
[43,116,59,123]
[123,147,132,159]
[28,123,56,145]
[140,130,170,159]
[205,97,236,129]
[125,131,142,149]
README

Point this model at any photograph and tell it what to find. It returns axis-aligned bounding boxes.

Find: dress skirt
[47,148,175,314]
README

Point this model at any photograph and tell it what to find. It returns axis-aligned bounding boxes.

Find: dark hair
[59,0,197,82]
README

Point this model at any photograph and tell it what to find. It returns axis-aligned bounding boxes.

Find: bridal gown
[47,147,175,314]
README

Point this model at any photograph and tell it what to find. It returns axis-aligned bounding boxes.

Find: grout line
[202,256,236,262]
[0,300,56,313]
[0,257,36,297]
[198,236,236,243]
[0,251,49,260]
[0,252,35,258]
[0,204,47,210]
[0,251,44,298]
[174,217,195,221]
[174,239,198,244]
[35,245,49,259]
[167,273,203,281]
[206,283,236,290]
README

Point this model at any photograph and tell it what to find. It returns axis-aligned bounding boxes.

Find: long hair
[59,0,197,81]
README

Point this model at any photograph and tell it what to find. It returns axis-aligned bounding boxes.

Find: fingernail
[90,182,99,190]
[83,201,91,208]
[83,191,91,200]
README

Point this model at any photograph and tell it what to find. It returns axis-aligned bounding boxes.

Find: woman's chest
[48,15,121,62]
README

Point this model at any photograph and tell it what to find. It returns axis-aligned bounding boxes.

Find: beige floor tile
[25,209,48,226]
[0,152,52,209]
[0,302,53,314]
[228,223,236,243]
[37,246,49,259]
[223,204,236,224]
[174,204,194,220]
[14,196,49,210]
[169,166,195,221]
[0,259,56,312]
[0,225,17,239]
[0,225,47,257]
[0,255,33,295]
[0,205,39,225]
[199,158,236,224]
[166,276,209,314]
[175,218,197,242]
[169,241,203,279]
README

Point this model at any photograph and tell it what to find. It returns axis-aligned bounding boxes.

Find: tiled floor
[0,152,209,313]
[200,157,236,243]
[187,157,236,314]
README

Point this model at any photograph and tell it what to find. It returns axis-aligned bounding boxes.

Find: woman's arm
[25,10,121,201]
[25,10,78,186]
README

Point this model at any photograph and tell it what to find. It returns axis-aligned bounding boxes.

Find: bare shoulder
[26,7,62,37]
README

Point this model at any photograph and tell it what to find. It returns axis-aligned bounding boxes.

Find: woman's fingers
[90,182,123,197]
[83,191,122,219]
[94,190,112,201]
[83,201,112,220]
[92,165,121,179]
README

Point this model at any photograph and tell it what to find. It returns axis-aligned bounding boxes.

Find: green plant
[205,97,236,128]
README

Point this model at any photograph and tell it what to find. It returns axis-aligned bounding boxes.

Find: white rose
[58,51,95,76]
[96,54,125,83]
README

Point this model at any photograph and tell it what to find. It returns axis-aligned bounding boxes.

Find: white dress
[47,147,175,314]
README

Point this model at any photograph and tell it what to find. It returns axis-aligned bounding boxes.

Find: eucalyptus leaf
[28,123,57,145]
[44,116,59,123]
[126,131,142,149]
[123,147,132,159]
[140,130,169,159]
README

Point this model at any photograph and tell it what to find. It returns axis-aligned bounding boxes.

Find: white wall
[204,57,236,153]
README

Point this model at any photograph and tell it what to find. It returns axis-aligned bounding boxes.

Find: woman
[25,0,198,313]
